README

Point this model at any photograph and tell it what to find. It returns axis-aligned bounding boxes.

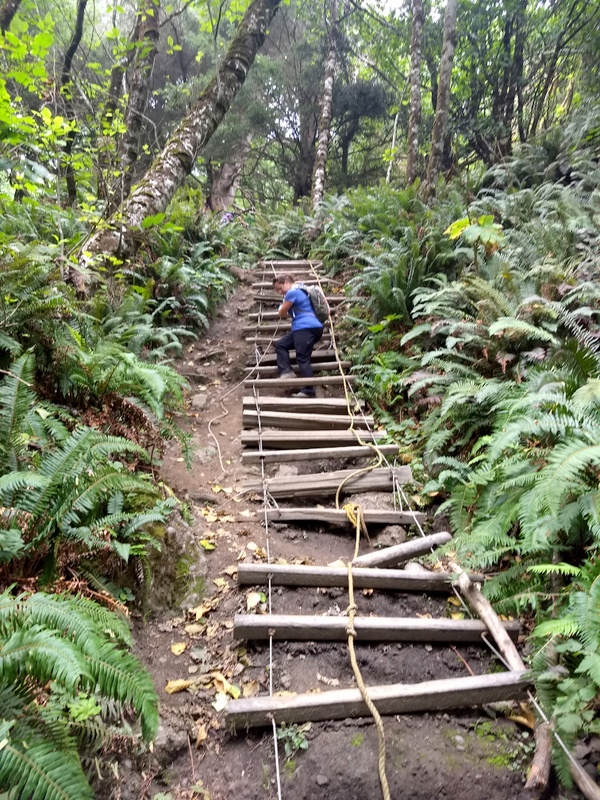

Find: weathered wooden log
[244,375,353,388]
[353,532,452,568]
[225,671,531,729]
[253,294,345,304]
[264,506,425,524]
[252,278,341,289]
[525,721,553,793]
[237,563,482,591]
[450,564,525,671]
[245,335,333,344]
[241,430,386,448]
[233,613,520,642]
[242,396,363,413]
[244,360,348,376]
[246,350,338,365]
[243,466,411,498]
[256,259,323,269]
[242,444,399,464]
[242,410,374,430]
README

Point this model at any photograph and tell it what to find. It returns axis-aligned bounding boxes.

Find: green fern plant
[0,588,158,800]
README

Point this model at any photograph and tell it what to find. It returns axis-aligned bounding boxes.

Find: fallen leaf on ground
[212,692,229,711]
[246,541,259,551]
[242,680,260,698]
[328,559,346,568]
[206,623,220,639]
[447,596,463,606]
[211,485,224,494]
[246,591,262,610]
[185,623,205,635]
[362,588,374,596]
[450,612,465,620]
[213,577,229,591]
[223,565,237,576]
[195,724,208,747]
[170,642,187,656]
[191,596,220,619]
[239,509,254,518]
[416,613,432,619]
[200,539,216,550]
[165,679,195,694]
[220,514,236,523]
[317,673,340,687]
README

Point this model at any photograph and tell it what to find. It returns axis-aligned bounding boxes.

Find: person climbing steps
[272,274,324,398]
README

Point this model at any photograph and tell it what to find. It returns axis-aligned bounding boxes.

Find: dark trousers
[275,327,323,396]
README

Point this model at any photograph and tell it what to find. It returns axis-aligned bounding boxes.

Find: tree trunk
[501,0,527,157]
[0,0,21,32]
[406,0,424,185]
[60,0,88,207]
[117,0,160,205]
[206,133,253,211]
[425,0,458,194]
[82,0,282,266]
[311,5,337,211]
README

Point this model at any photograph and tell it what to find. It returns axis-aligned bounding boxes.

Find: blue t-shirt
[284,285,324,331]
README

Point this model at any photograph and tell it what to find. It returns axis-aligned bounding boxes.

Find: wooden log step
[257,260,323,269]
[243,411,373,430]
[225,671,531,729]
[244,361,348,376]
[246,350,337,365]
[245,336,333,345]
[243,466,412,498]
[242,444,399,464]
[264,506,425,525]
[252,278,341,289]
[242,396,364,413]
[241,430,387,449]
[233,614,520,643]
[353,532,453,568]
[253,294,345,304]
[244,322,330,334]
[244,375,354,388]
[237,563,483,591]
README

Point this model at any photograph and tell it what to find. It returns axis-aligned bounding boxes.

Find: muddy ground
[105,279,590,800]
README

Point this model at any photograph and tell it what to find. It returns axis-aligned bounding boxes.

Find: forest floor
[114,278,584,800]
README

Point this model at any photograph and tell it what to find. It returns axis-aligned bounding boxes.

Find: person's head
[273,275,295,296]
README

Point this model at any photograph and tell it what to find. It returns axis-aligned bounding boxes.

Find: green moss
[351,733,365,747]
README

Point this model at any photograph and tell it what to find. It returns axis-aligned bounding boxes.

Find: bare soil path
[118,275,581,800]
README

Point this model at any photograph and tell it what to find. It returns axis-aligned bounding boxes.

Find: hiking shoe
[279,371,295,380]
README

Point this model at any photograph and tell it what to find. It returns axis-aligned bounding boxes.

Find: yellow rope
[310,264,392,800]
[345,502,391,800]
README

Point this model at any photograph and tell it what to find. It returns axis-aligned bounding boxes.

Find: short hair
[273,274,295,286]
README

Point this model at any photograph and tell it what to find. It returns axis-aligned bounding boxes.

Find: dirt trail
[122,279,577,800]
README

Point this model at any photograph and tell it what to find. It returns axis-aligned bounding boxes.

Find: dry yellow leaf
[185,623,205,635]
[195,724,208,747]
[223,565,237,576]
[170,642,187,656]
[213,577,229,591]
[212,691,228,711]
[328,559,346,568]
[220,514,236,523]
[242,680,260,698]
[211,485,223,494]
[447,596,463,606]
[450,612,465,620]
[239,509,253,518]
[165,679,195,694]
[206,623,220,639]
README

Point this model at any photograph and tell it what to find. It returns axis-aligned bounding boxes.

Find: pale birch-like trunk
[311,13,337,211]
[425,0,458,194]
[83,0,282,265]
[406,0,424,185]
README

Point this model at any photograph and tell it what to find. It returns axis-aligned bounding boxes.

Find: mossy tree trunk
[425,0,458,194]
[83,0,282,265]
